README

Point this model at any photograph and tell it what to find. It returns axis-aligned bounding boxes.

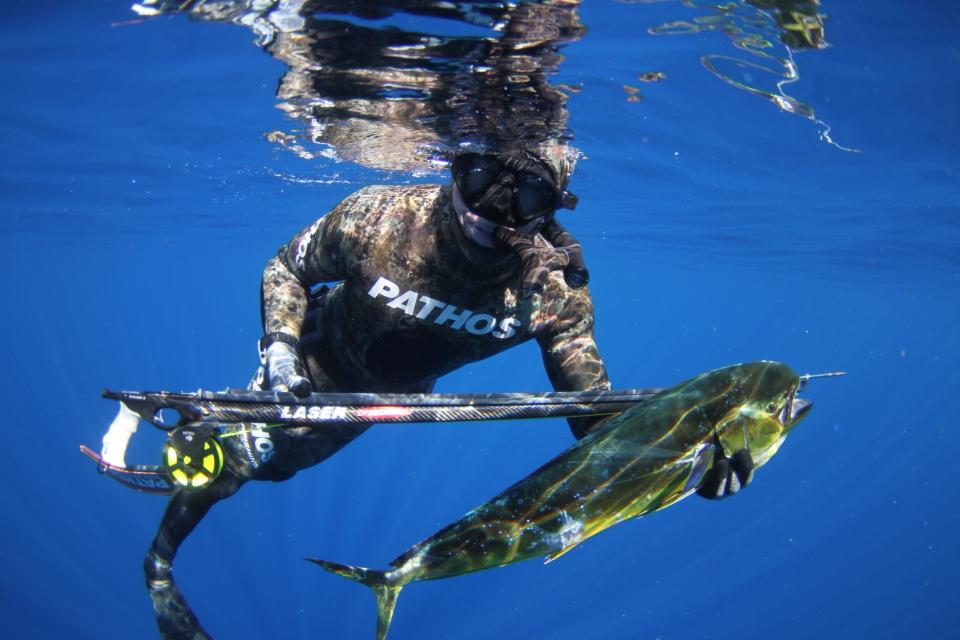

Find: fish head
[713,361,811,468]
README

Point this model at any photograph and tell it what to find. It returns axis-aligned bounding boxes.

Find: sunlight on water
[636,0,859,151]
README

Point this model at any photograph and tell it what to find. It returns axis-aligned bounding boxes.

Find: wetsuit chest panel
[325,199,528,387]
[365,274,523,341]
[353,269,526,384]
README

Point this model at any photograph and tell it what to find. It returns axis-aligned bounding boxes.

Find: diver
[101,144,754,639]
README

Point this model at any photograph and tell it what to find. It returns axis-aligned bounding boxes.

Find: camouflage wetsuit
[145,182,610,640]
[244,183,610,476]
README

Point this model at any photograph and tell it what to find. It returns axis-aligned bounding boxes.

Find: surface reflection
[134,0,586,171]
[628,0,852,149]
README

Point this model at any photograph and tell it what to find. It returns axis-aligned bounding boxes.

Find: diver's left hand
[697,446,754,500]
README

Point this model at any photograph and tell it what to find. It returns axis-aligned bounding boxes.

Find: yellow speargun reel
[161,426,223,489]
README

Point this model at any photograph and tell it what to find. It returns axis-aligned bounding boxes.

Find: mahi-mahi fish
[310,361,819,639]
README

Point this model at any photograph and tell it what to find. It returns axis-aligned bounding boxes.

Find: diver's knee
[144,549,173,590]
[221,422,299,482]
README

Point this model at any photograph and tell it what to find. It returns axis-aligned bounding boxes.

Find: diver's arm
[536,285,612,439]
[262,193,358,335]
[261,255,311,336]
[260,194,359,394]
[259,255,312,396]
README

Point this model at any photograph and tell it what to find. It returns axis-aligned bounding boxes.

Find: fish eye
[766,402,777,413]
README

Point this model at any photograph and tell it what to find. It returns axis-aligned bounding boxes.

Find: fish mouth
[777,370,844,426]
[790,396,812,422]
[779,385,812,426]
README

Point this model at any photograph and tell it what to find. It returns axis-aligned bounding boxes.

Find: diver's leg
[143,419,370,639]
[144,471,245,640]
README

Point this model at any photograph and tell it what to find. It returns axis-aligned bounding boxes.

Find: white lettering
[386,291,419,315]
[368,276,400,300]
[322,406,348,420]
[366,276,522,340]
[492,317,521,340]
[415,296,446,320]
[465,313,496,335]
[281,405,349,422]
[434,305,473,330]
[249,425,274,463]
[295,220,322,271]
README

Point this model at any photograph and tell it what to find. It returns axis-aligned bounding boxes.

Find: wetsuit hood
[532,141,578,189]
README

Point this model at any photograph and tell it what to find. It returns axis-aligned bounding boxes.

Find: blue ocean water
[2,1,958,639]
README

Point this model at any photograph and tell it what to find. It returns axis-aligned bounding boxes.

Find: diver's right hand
[261,333,312,398]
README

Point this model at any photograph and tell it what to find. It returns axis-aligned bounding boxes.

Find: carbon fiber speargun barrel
[102,388,664,430]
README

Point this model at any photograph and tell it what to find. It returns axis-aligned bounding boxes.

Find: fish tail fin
[307,558,403,640]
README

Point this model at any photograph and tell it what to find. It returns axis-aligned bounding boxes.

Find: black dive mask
[451,152,578,227]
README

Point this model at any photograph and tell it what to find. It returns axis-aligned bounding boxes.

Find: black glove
[494,226,572,295]
[697,440,754,500]
[260,333,312,398]
[540,218,589,289]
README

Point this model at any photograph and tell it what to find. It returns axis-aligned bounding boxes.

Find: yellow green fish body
[311,361,812,639]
